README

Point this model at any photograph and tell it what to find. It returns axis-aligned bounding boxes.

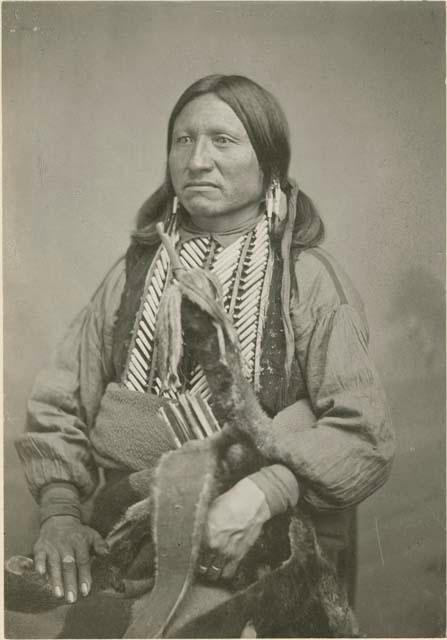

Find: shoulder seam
[306,248,348,305]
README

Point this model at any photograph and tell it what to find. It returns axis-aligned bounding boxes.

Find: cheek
[244,152,264,190]
[225,152,263,191]
[237,159,264,196]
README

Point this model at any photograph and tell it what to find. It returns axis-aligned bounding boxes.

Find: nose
[187,137,213,172]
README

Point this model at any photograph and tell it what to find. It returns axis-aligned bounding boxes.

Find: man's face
[168,94,264,227]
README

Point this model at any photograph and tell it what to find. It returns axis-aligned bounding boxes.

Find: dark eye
[175,135,193,145]
[214,135,232,146]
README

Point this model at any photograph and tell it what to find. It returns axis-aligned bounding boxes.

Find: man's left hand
[199,477,271,581]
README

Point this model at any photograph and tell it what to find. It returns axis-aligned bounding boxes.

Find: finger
[91,530,109,557]
[61,552,78,603]
[198,549,216,567]
[74,542,91,597]
[47,551,64,599]
[196,562,208,576]
[33,548,47,577]
[196,550,216,577]
[205,563,224,582]
[205,555,226,583]
[241,621,257,638]
[222,557,240,580]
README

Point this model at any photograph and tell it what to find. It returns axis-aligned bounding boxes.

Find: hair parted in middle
[133,73,324,251]
[165,74,291,191]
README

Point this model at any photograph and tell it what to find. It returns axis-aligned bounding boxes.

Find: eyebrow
[173,125,247,141]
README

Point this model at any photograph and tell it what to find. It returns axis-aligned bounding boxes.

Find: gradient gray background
[3,2,445,636]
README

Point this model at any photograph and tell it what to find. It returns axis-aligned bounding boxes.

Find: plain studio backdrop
[3,2,445,637]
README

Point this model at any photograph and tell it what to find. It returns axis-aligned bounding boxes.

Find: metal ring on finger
[62,554,76,565]
[206,557,226,581]
[196,550,214,575]
[209,564,223,577]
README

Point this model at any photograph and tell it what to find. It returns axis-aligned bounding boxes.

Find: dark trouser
[311,507,358,608]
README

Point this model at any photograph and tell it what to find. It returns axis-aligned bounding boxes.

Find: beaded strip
[231,218,272,385]
[124,244,171,394]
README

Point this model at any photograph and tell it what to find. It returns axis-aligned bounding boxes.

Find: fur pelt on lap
[5,443,358,638]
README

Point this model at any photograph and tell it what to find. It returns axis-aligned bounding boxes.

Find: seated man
[11,74,394,638]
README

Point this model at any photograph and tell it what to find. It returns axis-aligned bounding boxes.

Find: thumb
[91,530,109,556]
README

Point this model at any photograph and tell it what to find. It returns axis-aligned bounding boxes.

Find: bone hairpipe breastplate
[123,215,273,400]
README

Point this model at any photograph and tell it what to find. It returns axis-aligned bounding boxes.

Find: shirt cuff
[39,482,81,526]
[248,464,300,518]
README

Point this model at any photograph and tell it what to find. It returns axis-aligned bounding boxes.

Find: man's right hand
[33,515,108,603]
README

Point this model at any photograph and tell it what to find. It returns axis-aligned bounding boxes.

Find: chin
[183,200,223,219]
[188,208,222,220]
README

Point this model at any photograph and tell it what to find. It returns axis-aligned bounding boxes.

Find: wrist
[40,513,81,528]
[39,482,81,527]
[248,465,299,518]
[233,477,271,522]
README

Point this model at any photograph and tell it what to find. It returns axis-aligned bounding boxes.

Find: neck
[187,202,263,234]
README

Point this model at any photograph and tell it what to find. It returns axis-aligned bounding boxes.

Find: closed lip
[184,181,218,188]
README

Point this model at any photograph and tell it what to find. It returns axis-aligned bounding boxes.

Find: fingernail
[81,582,89,597]
[36,565,45,576]
[54,586,63,599]
[67,591,75,604]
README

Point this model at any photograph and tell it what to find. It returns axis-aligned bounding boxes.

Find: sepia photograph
[3,2,445,638]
